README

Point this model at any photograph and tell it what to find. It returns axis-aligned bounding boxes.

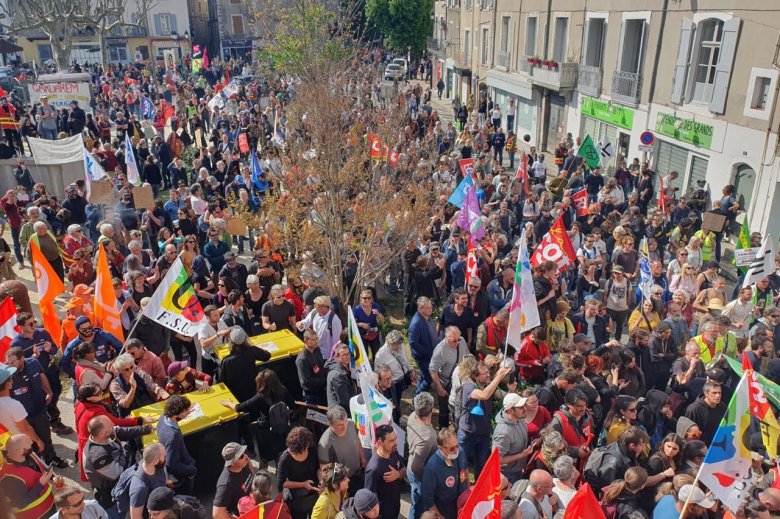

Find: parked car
[392,58,408,77]
[384,63,403,81]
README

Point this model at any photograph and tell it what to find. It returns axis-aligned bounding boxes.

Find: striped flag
[506,230,540,350]
[465,250,479,288]
[743,234,774,287]
[347,306,371,375]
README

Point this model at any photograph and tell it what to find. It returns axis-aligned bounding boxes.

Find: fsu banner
[531,215,577,273]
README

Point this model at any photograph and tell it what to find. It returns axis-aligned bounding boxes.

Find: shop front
[485,69,536,140]
[580,96,635,175]
[653,112,713,196]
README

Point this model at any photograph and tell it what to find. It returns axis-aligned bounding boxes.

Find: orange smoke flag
[30,240,65,343]
[458,449,502,519]
[563,483,606,519]
[94,243,124,342]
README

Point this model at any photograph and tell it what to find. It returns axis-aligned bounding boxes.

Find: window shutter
[170,14,178,34]
[581,19,590,65]
[616,22,626,72]
[153,14,162,36]
[709,17,740,114]
[670,19,695,105]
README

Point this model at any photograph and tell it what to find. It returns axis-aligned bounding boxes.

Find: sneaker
[49,456,70,469]
[50,422,74,435]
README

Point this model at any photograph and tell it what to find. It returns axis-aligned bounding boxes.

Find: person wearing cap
[157,395,197,495]
[213,442,254,519]
[297,295,343,360]
[62,313,121,375]
[653,482,715,517]
[418,426,467,519]
[492,393,533,483]
[109,353,169,417]
[342,489,380,519]
[219,251,249,292]
[10,312,72,437]
[59,296,90,349]
[219,326,271,402]
[165,359,212,398]
[0,433,60,518]
[0,364,48,454]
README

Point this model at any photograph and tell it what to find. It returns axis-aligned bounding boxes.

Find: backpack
[582,446,610,495]
[176,494,210,519]
[111,464,146,516]
[265,401,291,436]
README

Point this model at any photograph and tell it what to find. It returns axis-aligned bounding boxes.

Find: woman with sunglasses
[603,395,639,446]
[311,463,350,519]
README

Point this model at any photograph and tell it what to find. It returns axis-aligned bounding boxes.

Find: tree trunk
[48,32,73,71]
[98,28,109,68]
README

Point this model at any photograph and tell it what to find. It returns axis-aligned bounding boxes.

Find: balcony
[523,61,578,91]
[496,51,510,71]
[427,37,442,52]
[578,65,602,96]
[611,70,642,106]
[453,50,471,69]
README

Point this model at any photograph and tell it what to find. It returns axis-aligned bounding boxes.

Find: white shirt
[0,395,28,434]
[190,195,208,215]
[196,320,228,360]
[374,343,413,382]
[531,161,547,179]
[299,309,343,359]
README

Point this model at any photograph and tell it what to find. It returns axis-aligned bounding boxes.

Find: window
[464,30,471,63]
[37,44,52,63]
[465,0,472,10]
[481,27,489,64]
[692,19,724,102]
[159,13,171,34]
[480,0,493,9]
[619,19,646,74]
[525,17,537,56]
[232,15,245,35]
[501,16,510,53]
[230,0,241,3]
[109,46,128,63]
[552,17,568,63]
[751,76,771,110]
[583,18,605,68]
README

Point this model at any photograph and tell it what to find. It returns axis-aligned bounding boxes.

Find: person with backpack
[418,426,468,519]
[157,395,198,496]
[584,426,649,499]
[112,442,167,519]
[600,466,650,519]
[296,295,343,360]
[456,362,513,478]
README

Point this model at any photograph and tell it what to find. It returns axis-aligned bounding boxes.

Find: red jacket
[74,400,140,481]
[515,337,551,383]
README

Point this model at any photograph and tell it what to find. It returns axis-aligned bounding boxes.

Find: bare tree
[0,0,94,71]
[93,0,131,68]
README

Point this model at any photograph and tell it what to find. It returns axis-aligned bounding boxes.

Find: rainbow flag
[698,370,780,511]
[506,229,540,350]
[346,306,371,376]
[142,255,205,337]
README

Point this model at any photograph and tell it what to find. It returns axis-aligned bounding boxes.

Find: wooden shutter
[153,14,162,37]
[709,17,741,114]
[670,18,695,105]
[170,14,178,34]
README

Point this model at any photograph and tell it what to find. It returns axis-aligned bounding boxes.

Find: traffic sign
[640,131,654,146]
[638,144,654,153]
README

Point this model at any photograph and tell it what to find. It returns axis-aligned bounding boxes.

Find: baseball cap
[167,360,189,377]
[229,327,247,345]
[222,442,247,466]
[503,393,528,410]
[612,265,625,273]
[65,297,86,310]
[73,284,94,297]
[0,365,17,385]
[677,485,715,508]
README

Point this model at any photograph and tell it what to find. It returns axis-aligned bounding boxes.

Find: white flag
[83,148,107,200]
[743,234,774,287]
[124,132,141,185]
[507,230,541,351]
[598,136,614,169]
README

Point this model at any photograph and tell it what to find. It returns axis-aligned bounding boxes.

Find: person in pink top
[125,338,167,386]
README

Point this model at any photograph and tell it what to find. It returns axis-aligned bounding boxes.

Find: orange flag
[458,449,502,519]
[563,483,606,519]
[160,99,174,123]
[30,240,65,343]
[94,243,124,342]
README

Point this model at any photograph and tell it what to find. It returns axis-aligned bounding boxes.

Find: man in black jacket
[585,426,648,497]
[296,329,327,405]
[68,100,86,136]
[570,300,610,348]
[684,381,727,445]
[326,344,355,412]
[536,368,577,414]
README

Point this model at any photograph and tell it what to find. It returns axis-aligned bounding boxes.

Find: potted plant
[527,56,541,66]
[543,60,558,69]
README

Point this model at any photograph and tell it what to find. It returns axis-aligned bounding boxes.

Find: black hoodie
[684,395,726,444]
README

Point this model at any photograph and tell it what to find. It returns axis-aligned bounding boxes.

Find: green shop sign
[655,112,713,149]
[581,96,634,130]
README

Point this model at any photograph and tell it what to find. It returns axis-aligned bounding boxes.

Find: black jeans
[608,309,630,342]
[437,392,451,428]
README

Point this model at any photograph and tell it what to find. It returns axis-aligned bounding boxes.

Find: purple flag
[456,187,485,244]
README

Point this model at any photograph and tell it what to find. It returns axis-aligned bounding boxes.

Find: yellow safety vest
[693,332,738,365]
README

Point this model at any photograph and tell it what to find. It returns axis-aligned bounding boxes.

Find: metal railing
[611,70,642,105]
[525,62,578,90]
[427,37,442,51]
[520,58,532,74]
[578,64,602,96]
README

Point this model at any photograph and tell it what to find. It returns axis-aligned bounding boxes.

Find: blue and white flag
[141,96,154,119]
[639,257,653,301]
[124,132,141,185]
[251,150,269,193]
[447,172,475,208]
[83,148,107,200]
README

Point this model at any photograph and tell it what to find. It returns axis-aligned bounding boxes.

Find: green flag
[725,355,780,409]
[736,216,750,274]
[577,135,601,170]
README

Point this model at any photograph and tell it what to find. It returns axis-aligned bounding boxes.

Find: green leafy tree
[365,0,434,55]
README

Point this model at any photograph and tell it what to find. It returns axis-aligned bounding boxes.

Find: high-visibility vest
[0,457,54,518]
[693,332,738,365]
[0,105,16,131]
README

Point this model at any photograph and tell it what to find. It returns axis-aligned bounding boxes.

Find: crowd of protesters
[0,44,777,519]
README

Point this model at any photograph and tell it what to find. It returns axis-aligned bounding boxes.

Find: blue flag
[251,150,269,193]
[141,96,153,119]
[448,173,474,208]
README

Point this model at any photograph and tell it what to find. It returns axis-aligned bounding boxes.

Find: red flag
[0,298,19,360]
[514,154,529,195]
[124,76,138,86]
[0,86,9,97]
[572,189,589,216]
[531,215,577,273]
[742,349,754,372]
[203,47,209,69]
[563,483,607,519]
[458,449,501,519]
[160,100,174,123]
[458,158,475,178]
[369,134,384,160]
[465,250,479,288]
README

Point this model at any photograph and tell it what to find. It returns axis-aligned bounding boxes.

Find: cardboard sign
[736,247,760,267]
[132,185,155,209]
[226,218,247,236]
[702,211,727,234]
[89,180,115,206]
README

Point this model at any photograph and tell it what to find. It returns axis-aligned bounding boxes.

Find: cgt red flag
[571,189,589,216]
[563,483,606,519]
[0,297,19,360]
[458,449,502,519]
[531,215,577,273]
[514,154,529,195]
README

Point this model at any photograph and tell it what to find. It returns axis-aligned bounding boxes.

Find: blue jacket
[156,416,197,482]
[570,312,610,348]
[203,240,230,273]
[487,278,512,315]
[63,329,124,378]
[408,311,438,363]
[418,450,468,519]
